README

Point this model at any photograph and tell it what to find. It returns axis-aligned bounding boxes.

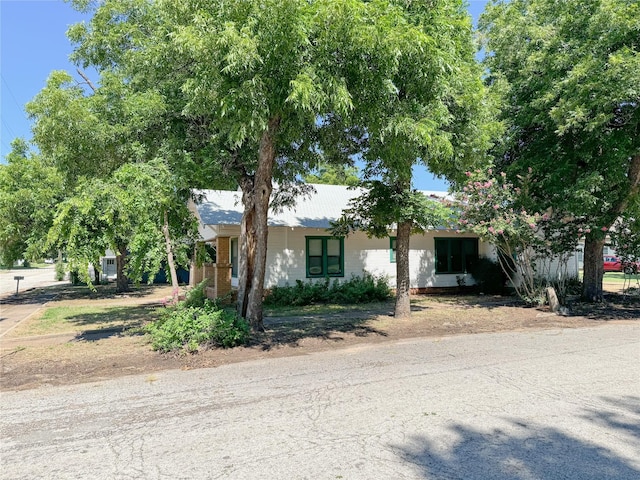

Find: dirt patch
[1,284,638,391]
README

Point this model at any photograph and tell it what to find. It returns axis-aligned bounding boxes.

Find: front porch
[190,236,234,300]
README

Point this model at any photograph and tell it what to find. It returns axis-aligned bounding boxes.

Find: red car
[603,255,639,274]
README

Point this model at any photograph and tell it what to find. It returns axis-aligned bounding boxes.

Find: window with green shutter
[306,237,344,277]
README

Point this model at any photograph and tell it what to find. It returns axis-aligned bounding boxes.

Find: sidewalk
[0,268,67,339]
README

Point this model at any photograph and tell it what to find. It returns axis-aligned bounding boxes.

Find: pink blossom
[488,227,496,234]
[601,227,608,232]
[500,171,507,177]
[488,168,493,175]
[585,228,591,233]
[465,171,471,177]
[493,204,500,210]
[529,223,536,229]
[497,230,504,235]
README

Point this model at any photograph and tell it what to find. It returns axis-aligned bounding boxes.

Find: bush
[264,273,391,307]
[146,301,250,353]
[55,260,66,281]
[183,279,209,308]
[469,257,507,295]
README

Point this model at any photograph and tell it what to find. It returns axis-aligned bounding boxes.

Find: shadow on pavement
[391,396,640,480]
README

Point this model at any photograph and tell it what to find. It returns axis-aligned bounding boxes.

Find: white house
[189,184,497,298]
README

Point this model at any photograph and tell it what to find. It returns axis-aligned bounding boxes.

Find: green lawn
[603,272,638,284]
[8,305,159,337]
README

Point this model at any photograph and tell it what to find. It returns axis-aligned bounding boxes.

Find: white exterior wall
[259,227,494,289]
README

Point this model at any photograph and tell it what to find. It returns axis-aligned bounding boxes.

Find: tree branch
[76,68,97,92]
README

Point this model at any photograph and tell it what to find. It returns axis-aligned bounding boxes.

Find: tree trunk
[93,263,101,285]
[237,116,280,331]
[237,178,256,319]
[162,210,179,299]
[245,117,280,331]
[582,235,604,302]
[394,220,412,319]
[581,155,640,302]
[115,241,130,293]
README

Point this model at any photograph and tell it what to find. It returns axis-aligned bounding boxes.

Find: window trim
[230,237,238,278]
[389,236,397,263]
[434,237,478,274]
[305,236,344,278]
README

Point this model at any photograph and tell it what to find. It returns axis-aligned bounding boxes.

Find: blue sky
[1,0,489,190]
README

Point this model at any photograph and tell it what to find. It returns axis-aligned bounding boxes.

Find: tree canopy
[63,0,494,327]
[0,140,64,267]
[480,0,640,300]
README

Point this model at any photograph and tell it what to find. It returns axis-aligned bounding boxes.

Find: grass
[264,300,393,317]
[7,305,159,337]
[0,263,52,270]
[603,272,639,284]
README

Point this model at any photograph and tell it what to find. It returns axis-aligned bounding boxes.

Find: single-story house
[189,184,498,298]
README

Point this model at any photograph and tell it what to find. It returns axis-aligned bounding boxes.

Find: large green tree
[333,0,494,317]
[480,0,640,301]
[48,159,197,291]
[69,0,460,328]
[0,140,64,267]
[26,69,171,290]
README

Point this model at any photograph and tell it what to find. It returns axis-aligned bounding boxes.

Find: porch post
[214,237,232,299]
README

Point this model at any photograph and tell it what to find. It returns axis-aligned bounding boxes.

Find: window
[435,237,478,274]
[231,238,238,278]
[390,237,397,263]
[306,237,344,277]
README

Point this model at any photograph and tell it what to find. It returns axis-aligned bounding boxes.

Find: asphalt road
[1,324,639,480]
[0,266,63,296]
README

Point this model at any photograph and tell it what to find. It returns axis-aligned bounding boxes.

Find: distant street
[2,324,639,480]
[0,266,64,296]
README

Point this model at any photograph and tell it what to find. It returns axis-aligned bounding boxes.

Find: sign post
[14,276,24,295]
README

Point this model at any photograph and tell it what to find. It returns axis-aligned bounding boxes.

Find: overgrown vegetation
[263,273,391,307]
[145,281,250,353]
[469,257,507,295]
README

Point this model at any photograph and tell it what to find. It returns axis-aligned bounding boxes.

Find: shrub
[264,273,390,307]
[146,301,250,353]
[182,279,209,308]
[469,257,507,295]
[55,260,66,281]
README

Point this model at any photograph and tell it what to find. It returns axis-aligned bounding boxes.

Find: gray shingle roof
[193,184,449,229]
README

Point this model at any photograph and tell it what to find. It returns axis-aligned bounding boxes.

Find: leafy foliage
[332,182,452,239]
[479,0,640,299]
[264,273,391,307]
[304,164,360,187]
[0,140,64,267]
[469,257,507,295]
[146,295,250,353]
[458,168,579,304]
[47,159,197,288]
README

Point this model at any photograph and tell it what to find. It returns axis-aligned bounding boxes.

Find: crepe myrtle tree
[457,168,585,304]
